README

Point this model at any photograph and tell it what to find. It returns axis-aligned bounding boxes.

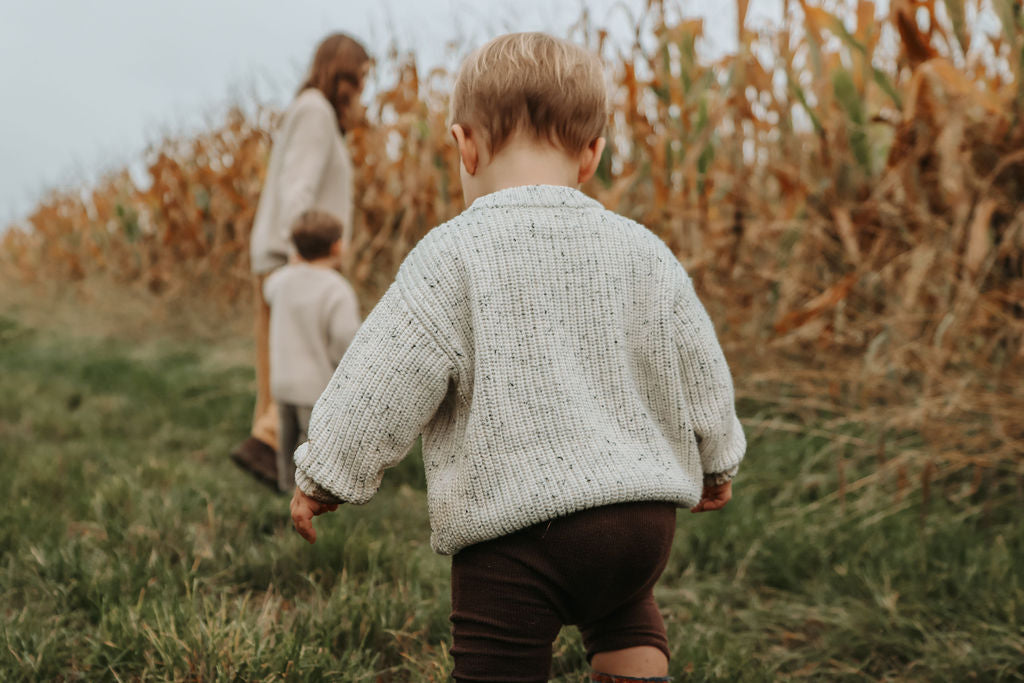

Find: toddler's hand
[290,487,339,544]
[690,480,732,513]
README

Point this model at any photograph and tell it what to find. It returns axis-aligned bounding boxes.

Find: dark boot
[230,436,279,490]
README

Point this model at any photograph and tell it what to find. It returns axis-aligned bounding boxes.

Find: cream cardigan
[295,185,746,555]
[249,89,354,274]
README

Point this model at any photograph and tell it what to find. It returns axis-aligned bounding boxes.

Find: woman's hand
[690,480,732,513]
[290,487,339,543]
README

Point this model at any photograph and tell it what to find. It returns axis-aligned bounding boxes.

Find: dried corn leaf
[965,198,997,276]
[833,206,862,265]
[775,273,859,335]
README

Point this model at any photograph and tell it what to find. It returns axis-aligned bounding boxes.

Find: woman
[232,33,370,486]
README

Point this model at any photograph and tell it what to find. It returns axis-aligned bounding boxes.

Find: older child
[290,33,745,682]
[264,210,360,492]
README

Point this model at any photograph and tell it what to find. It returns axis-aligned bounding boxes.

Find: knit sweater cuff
[703,465,739,487]
[698,415,747,475]
[294,456,346,505]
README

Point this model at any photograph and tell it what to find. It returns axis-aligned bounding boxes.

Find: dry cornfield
[2,0,1022,506]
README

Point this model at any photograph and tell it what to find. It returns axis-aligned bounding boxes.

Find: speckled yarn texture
[294,185,746,555]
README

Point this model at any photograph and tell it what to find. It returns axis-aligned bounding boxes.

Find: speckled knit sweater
[294,185,746,555]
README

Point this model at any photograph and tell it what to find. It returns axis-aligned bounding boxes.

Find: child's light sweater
[263,263,361,407]
[294,185,746,555]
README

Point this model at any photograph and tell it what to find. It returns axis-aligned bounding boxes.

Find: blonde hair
[450,33,608,156]
[290,210,343,260]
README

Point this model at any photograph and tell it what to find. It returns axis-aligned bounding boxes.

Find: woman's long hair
[298,33,370,134]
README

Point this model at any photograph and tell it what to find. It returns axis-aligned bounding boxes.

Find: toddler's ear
[577,136,607,185]
[450,124,479,176]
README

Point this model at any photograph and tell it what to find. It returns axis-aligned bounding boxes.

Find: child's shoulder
[267,262,307,283]
[398,214,466,268]
[302,264,354,291]
[605,208,673,247]
[262,264,294,299]
[587,205,687,277]
[268,263,349,292]
[321,268,357,297]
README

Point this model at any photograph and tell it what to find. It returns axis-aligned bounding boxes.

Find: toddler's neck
[475,139,581,197]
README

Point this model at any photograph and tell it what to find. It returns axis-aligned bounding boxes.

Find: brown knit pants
[450,501,676,682]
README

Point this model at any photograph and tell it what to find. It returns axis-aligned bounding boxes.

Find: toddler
[290,33,745,682]
[264,210,360,492]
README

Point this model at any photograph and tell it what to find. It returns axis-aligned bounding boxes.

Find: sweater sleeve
[293,282,454,504]
[673,276,746,475]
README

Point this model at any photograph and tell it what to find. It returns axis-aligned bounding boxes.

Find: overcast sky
[0,0,788,228]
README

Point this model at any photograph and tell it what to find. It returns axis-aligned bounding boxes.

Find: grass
[0,312,1021,682]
